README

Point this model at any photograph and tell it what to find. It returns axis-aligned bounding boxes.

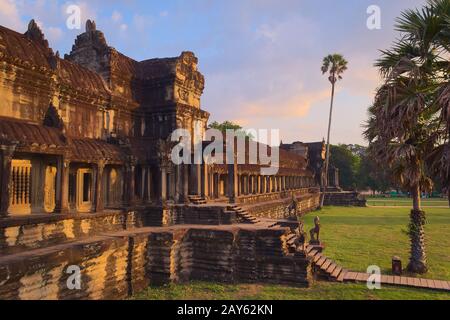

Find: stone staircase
[227,204,260,224]
[303,244,348,282]
[188,195,207,205]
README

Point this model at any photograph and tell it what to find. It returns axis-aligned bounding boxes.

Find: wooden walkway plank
[326,263,337,274]
[344,272,358,282]
[313,254,322,263]
[331,266,342,279]
[400,277,408,286]
[419,278,428,288]
[316,256,326,266]
[337,270,347,282]
[321,259,332,271]
[356,273,369,282]
[386,276,395,285]
[380,275,389,284]
[309,250,318,257]
[426,279,435,289]
[393,276,402,285]
[434,280,445,290]
[412,278,422,288]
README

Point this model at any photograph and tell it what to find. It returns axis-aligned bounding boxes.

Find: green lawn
[366,197,448,207]
[133,206,450,300]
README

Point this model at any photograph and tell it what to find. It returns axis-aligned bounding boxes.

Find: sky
[0,0,427,145]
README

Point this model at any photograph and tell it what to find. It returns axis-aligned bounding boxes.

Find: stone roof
[0,23,111,98]
[0,117,127,163]
[0,117,66,150]
[203,136,311,175]
[58,59,110,97]
[70,138,126,164]
[139,57,178,80]
[0,25,51,68]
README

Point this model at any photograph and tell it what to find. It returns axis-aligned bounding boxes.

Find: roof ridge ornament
[24,19,53,55]
[86,19,97,33]
[25,19,45,42]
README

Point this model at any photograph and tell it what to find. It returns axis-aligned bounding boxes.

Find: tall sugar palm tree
[376,0,449,203]
[320,54,348,208]
[366,0,449,274]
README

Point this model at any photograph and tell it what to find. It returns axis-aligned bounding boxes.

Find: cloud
[0,0,25,31]
[256,24,277,42]
[132,14,153,32]
[111,10,122,23]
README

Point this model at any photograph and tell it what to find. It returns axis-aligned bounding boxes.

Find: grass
[132,281,450,300]
[132,206,450,300]
[366,197,448,207]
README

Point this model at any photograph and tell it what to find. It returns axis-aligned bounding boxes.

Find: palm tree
[320,54,348,208]
[365,0,450,274]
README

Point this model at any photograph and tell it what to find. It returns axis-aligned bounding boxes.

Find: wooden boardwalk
[304,244,450,292]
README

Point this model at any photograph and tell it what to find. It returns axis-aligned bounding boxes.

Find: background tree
[208,120,254,139]
[358,151,394,194]
[329,145,360,190]
[320,54,348,208]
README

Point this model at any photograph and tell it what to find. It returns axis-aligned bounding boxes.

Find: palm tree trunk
[407,184,428,274]
[412,184,421,211]
[320,80,336,208]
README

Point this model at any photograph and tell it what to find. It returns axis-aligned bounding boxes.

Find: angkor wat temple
[0,20,335,299]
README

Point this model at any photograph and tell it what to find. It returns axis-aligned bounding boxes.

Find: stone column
[213,173,218,199]
[237,174,241,196]
[261,176,265,193]
[140,167,146,201]
[0,146,15,216]
[55,157,70,214]
[201,163,209,199]
[194,164,202,196]
[334,168,340,188]
[146,167,152,203]
[95,161,105,212]
[30,158,44,213]
[169,168,176,201]
[227,155,238,203]
[124,164,136,207]
[183,164,189,202]
[246,175,252,195]
[244,175,248,195]
[175,164,183,203]
[160,166,167,203]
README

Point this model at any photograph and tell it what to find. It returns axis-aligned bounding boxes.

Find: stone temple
[0,20,336,299]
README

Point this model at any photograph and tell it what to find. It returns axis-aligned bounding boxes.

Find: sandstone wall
[0,226,311,300]
[244,193,320,220]
[0,211,144,256]
[168,205,237,225]
[323,192,367,207]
